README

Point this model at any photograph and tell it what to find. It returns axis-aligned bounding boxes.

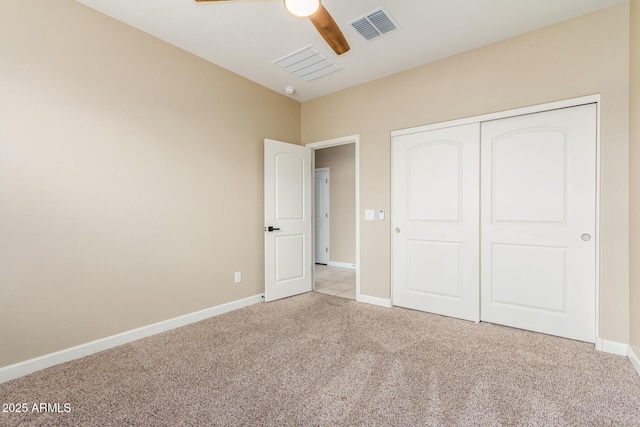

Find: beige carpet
[1,292,639,426]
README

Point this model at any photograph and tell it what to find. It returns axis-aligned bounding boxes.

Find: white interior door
[314,168,329,264]
[393,123,480,322]
[264,139,312,302]
[480,104,596,342]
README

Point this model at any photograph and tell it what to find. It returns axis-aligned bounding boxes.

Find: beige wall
[315,144,356,264]
[0,0,300,367]
[302,4,630,343]
[630,0,640,357]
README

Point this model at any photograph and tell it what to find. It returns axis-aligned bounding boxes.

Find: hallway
[313,264,356,300]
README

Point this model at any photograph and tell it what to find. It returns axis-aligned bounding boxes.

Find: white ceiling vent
[274,45,341,82]
[350,7,399,41]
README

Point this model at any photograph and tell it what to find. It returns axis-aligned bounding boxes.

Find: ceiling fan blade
[308,4,350,56]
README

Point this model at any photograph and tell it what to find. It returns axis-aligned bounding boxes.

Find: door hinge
[326,178,328,183]
[326,248,328,252]
[325,213,328,218]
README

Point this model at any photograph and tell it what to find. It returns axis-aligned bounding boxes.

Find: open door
[264,139,313,302]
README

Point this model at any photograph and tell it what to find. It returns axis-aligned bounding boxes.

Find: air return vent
[350,7,399,41]
[274,45,341,82]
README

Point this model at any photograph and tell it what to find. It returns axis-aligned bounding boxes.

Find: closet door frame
[390,94,601,347]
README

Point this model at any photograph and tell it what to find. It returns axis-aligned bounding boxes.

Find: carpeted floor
[1,292,639,426]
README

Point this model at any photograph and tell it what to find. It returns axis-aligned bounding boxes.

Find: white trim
[629,346,640,377]
[390,128,397,307]
[594,100,602,347]
[327,261,356,269]
[595,338,628,356]
[307,134,360,150]
[391,95,601,137]
[0,294,264,384]
[307,135,361,302]
[357,294,393,308]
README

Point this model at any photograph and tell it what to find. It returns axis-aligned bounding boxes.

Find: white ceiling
[75,0,625,102]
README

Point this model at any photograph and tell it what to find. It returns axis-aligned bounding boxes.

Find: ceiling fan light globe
[283,0,320,17]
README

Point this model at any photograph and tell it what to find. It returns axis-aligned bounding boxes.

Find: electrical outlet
[234,271,242,284]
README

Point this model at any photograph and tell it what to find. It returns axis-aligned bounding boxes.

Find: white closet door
[480,104,596,342]
[393,123,480,322]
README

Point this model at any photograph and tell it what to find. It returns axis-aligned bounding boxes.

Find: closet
[392,103,597,342]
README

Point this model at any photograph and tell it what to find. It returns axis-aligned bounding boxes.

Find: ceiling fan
[194,0,351,55]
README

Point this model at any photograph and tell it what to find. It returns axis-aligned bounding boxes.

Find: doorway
[307,135,360,301]
[314,167,330,265]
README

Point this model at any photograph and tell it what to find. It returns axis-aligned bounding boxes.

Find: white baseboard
[357,294,392,308]
[0,294,264,384]
[595,338,628,356]
[327,261,356,269]
[629,346,640,377]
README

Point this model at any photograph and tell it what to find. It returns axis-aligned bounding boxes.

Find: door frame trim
[391,94,602,347]
[307,135,361,301]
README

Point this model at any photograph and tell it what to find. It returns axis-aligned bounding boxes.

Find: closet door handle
[395,227,401,234]
[581,233,591,241]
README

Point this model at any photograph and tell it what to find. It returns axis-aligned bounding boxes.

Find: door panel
[490,243,567,312]
[276,234,305,282]
[407,240,462,298]
[265,139,312,302]
[492,130,567,222]
[393,123,480,322]
[409,143,460,221]
[275,154,304,220]
[480,104,596,342]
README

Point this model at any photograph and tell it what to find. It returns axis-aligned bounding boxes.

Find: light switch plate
[365,209,374,220]
[379,209,385,220]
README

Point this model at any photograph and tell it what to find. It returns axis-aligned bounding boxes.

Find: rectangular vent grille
[350,7,398,41]
[274,45,341,82]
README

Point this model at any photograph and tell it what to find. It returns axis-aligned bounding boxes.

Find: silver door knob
[581,233,591,241]
[395,227,401,233]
